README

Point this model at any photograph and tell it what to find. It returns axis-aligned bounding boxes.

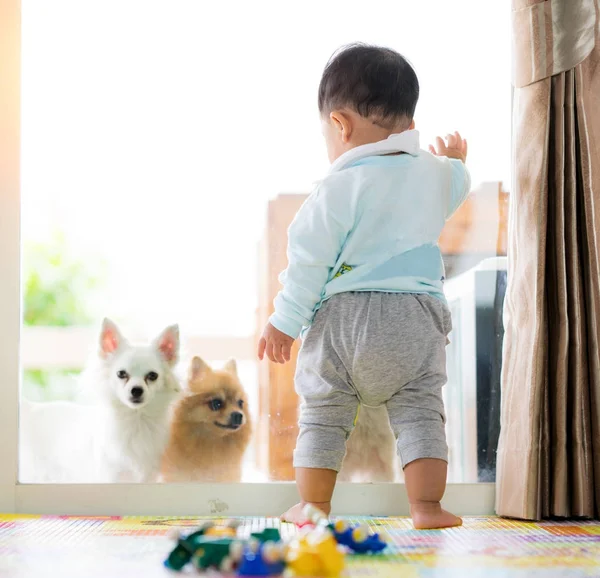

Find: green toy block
[192,538,236,570]
[251,528,282,543]
[164,527,211,571]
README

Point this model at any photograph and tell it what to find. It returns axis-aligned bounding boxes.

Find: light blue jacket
[270,130,471,339]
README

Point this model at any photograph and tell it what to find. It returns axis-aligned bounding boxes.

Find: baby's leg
[282,467,337,523]
[281,296,360,524]
[387,379,461,529]
[282,397,359,524]
[404,458,461,529]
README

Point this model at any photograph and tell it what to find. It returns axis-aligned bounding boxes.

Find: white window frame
[0,0,494,516]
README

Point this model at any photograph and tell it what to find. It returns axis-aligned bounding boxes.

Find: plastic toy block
[302,504,330,527]
[192,538,237,570]
[205,522,239,538]
[331,520,387,554]
[164,526,212,571]
[301,505,387,555]
[237,541,285,576]
[285,528,345,577]
[250,528,282,543]
[164,542,193,572]
[164,524,242,572]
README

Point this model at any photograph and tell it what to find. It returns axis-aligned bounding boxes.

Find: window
[1,0,508,514]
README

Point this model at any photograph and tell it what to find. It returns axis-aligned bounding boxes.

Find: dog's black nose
[131,387,144,399]
[230,412,243,427]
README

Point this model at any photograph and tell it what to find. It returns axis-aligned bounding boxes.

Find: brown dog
[161,357,251,482]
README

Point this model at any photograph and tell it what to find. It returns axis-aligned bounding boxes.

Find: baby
[258,43,469,529]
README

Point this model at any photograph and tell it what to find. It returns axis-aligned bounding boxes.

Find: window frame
[0,0,495,516]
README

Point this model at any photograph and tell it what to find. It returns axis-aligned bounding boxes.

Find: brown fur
[161,357,252,482]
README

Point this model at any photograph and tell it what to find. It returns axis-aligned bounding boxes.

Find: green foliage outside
[22,231,107,400]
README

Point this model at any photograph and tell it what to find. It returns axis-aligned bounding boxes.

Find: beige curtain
[496,0,600,520]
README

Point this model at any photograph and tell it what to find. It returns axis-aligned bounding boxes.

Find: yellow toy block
[285,529,345,577]
[204,526,237,538]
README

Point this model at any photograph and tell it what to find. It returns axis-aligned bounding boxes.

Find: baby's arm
[258,182,353,364]
[429,131,471,217]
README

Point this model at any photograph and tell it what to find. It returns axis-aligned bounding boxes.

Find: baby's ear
[154,324,180,366]
[223,359,237,376]
[99,318,126,359]
[189,356,211,383]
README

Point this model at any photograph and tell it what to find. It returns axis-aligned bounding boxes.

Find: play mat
[0,515,599,577]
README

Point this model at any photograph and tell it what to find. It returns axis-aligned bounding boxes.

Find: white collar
[329,130,421,174]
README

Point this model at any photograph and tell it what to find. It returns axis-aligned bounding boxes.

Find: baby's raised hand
[429,131,467,163]
[258,323,295,364]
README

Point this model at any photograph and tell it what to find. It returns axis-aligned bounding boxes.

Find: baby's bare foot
[280,502,331,525]
[411,502,462,530]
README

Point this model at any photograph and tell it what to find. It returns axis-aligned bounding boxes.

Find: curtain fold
[497,0,600,519]
[512,0,597,88]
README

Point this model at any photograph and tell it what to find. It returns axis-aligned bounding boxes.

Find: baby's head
[318,43,419,162]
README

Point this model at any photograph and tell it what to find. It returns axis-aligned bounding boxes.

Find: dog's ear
[154,324,180,366]
[189,356,210,382]
[99,318,125,359]
[223,359,237,376]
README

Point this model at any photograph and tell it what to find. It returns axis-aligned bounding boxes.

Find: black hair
[318,43,419,129]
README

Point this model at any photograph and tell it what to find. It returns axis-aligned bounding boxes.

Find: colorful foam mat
[0,515,599,577]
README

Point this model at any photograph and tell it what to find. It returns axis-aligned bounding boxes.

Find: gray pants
[294,292,451,471]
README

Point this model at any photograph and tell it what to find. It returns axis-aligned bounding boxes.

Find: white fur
[19,319,181,483]
[339,405,401,483]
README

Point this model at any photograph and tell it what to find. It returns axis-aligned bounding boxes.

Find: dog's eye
[146,371,159,382]
[209,399,224,411]
[238,400,244,409]
[117,370,128,379]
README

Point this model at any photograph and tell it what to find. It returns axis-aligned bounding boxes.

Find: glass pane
[20,0,510,484]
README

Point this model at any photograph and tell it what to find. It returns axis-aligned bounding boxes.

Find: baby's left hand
[258,323,295,364]
[429,131,468,163]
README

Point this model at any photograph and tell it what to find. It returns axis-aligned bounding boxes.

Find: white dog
[20,319,181,483]
[339,405,402,483]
